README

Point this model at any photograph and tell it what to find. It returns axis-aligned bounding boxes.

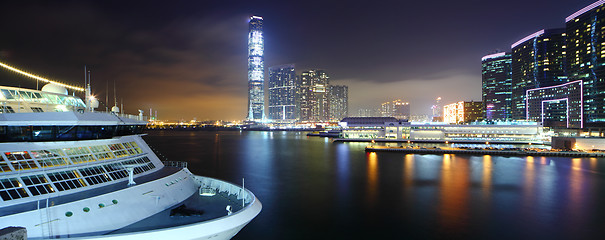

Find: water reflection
[439,154,470,232]
[144,131,605,239]
[336,144,350,197]
[569,158,582,222]
[482,155,492,199]
[366,152,378,207]
[404,154,414,188]
[524,156,536,208]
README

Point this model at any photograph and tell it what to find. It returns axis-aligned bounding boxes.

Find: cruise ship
[0,82,261,239]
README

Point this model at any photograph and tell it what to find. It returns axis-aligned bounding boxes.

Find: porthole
[112,199,118,204]
[65,211,73,217]
[99,203,105,208]
[83,207,90,212]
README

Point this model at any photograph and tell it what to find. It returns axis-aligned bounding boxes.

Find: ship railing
[194,176,254,205]
[162,161,188,168]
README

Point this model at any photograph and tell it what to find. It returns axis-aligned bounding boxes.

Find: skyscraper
[328,85,348,121]
[511,28,567,120]
[566,0,605,128]
[482,52,512,121]
[268,64,297,121]
[299,70,329,121]
[247,16,265,121]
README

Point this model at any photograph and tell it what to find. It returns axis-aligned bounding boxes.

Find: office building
[328,85,348,121]
[526,80,583,128]
[299,70,329,121]
[247,16,265,121]
[268,64,297,121]
[511,28,567,120]
[482,52,512,121]
[566,0,605,128]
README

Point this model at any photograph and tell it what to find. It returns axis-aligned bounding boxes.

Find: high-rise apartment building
[299,70,330,121]
[328,85,348,121]
[566,0,605,128]
[247,16,265,121]
[482,52,512,121]
[268,64,297,121]
[381,100,410,120]
[443,101,484,124]
[511,28,567,120]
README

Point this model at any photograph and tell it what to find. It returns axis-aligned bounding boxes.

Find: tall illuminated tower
[247,16,265,121]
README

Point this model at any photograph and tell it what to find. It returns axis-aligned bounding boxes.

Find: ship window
[79,166,111,185]
[64,147,92,156]
[32,126,54,141]
[1,89,14,99]
[89,145,111,153]
[69,155,96,164]
[31,150,68,168]
[47,170,87,191]
[0,161,11,172]
[103,163,128,180]
[21,175,55,196]
[0,178,29,201]
[56,126,76,140]
[6,127,32,141]
[0,106,15,113]
[95,152,114,161]
[5,151,38,171]
[31,107,44,112]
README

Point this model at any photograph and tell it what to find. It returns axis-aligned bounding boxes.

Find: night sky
[0,0,597,121]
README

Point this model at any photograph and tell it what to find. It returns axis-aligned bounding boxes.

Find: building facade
[247,16,265,121]
[299,70,329,121]
[268,64,297,121]
[511,28,567,120]
[443,101,484,124]
[526,80,583,128]
[328,85,348,121]
[339,117,546,144]
[482,52,512,121]
[566,0,605,127]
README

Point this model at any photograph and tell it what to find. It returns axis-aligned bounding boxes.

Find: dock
[365,146,605,158]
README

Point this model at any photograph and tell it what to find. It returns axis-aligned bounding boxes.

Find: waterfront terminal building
[337,117,547,144]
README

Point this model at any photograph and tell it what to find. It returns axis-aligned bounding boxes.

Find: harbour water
[144,130,605,239]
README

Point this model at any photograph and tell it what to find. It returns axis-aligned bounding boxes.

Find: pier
[365,145,605,158]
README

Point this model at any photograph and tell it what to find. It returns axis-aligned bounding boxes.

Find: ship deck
[106,186,245,235]
[0,166,181,217]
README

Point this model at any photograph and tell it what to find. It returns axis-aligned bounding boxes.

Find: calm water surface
[144,130,605,239]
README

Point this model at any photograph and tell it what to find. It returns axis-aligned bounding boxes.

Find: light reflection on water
[145,131,605,239]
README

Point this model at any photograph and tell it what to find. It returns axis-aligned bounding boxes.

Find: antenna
[105,80,109,112]
[114,80,117,107]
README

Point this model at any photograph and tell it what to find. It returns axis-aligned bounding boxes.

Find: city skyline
[0,0,599,120]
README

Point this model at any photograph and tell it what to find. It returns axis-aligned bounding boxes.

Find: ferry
[0,81,261,239]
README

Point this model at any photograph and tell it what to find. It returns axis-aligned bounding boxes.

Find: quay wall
[365,146,605,158]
